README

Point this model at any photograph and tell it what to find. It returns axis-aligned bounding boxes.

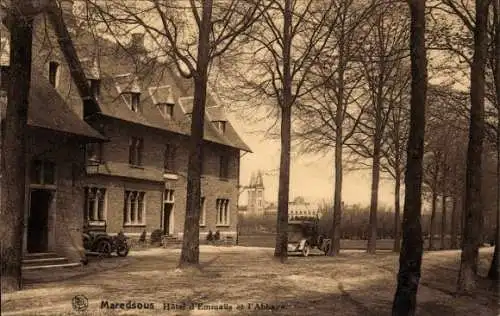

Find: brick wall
[85,117,240,240]
[26,15,242,243]
[25,130,86,262]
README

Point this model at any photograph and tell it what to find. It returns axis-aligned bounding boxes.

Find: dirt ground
[1,246,498,316]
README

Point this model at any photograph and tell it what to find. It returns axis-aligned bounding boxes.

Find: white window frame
[200,197,206,226]
[85,187,107,225]
[129,137,143,166]
[216,198,230,226]
[163,189,175,203]
[122,92,140,112]
[124,190,146,226]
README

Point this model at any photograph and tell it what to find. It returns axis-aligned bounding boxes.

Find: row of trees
[1,0,498,315]
[239,205,485,246]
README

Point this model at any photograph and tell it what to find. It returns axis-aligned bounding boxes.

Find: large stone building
[245,171,265,215]
[240,170,321,219]
[0,1,250,266]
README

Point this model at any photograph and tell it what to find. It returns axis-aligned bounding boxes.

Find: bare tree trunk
[488,0,500,281]
[457,0,489,294]
[440,194,447,250]
[0,5,33,293]
[450,196,459,249]
[329,54,345,256]
[393,170,402,252]
[179,0,212,268]
[429,184,438,251]
[392,0,427,314]
[274,0,292,262]
[330,126,343,255]
[367,139,381,254]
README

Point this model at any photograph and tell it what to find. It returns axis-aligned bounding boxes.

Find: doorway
[27,189,52,253]
[163,203,173,236]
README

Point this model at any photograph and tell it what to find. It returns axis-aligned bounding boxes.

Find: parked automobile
[83,227,130,257]
[287,219,329,256]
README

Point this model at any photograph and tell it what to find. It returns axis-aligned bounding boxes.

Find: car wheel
[324,244,330,256]
[302,244,310,257]
[116,244,129,257]
[96,240,112,257]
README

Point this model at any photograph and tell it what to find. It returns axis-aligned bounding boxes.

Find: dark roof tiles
[1,69,106,141]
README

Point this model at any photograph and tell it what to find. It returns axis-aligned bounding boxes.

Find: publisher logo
[72,295,89,312]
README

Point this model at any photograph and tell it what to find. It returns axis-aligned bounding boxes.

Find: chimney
[60,0,76,28]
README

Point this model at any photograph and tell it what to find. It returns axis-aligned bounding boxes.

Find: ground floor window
[216,198,230,226]
[84,187,106,222]
[124,190,146,225]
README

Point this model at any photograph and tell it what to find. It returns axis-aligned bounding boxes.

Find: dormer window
[214,121,226,133]
[88,79,101,100]
[158,103,174,119]
[123,92,140,112]
[48,61,60,88]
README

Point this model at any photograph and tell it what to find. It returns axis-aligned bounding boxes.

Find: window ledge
[87,220,106,226]
[123,223,146,227]
[163,172,179,180]
[216,224,231,227]
[200,224,207,227]
[129,164,144,169]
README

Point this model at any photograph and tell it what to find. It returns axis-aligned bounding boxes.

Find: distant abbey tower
[247,170,265,214]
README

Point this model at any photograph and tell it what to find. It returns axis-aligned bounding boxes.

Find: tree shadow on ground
[3,248,498,316]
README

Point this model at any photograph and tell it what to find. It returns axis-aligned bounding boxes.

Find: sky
[228,112,396,209]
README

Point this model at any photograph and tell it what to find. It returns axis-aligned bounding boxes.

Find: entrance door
[27,189,52,253]
[163,203,173,235]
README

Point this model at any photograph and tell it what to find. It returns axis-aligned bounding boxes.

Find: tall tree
[391,0,427,314]
[346,2,410,254]
[0,0,34,293]
[221,0,337,261]
[380,71,411,253]
[293,0,376,256]
[487,0,500,281]
[457,0,490,293]
[85,0,262,267]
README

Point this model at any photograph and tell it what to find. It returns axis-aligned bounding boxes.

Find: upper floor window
[48,61,60,88]
[200,197,206,226]
[30,160,55,185]
[89,79,101,100]
[129,137,143,166]
[124,190,145,226]
[216,198,230,226]
[86,142,102,164]
[219,155,229,179]
[84,187,106,223]
[164,144,177,173]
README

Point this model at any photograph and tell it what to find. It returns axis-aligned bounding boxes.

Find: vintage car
[82,224,130,257]
[287,219,329,256]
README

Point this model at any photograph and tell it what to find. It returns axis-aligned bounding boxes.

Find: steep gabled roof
[1,69,106,141]
[72,26,252,152]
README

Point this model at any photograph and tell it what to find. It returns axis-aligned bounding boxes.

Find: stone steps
[22,252,81,270]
